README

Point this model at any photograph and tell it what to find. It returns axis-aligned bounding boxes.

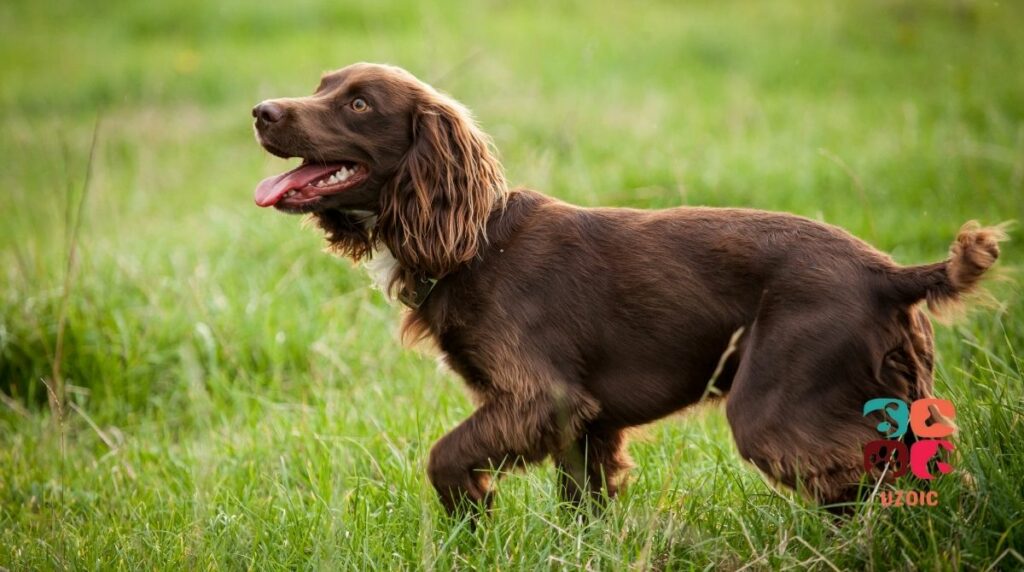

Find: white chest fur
[362,244,400,296]
[350,211,400,299]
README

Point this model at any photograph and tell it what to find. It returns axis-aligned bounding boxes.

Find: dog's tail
[884,221,1008,313]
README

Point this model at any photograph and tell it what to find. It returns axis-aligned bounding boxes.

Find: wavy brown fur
[311,209,373,260]
[378,92,507,295]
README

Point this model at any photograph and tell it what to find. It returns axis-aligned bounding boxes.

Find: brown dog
[252,63,1004,514]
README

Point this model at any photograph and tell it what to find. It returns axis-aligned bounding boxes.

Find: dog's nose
[252,101,284,123]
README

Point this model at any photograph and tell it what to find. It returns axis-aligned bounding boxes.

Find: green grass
[2,0,1023,569]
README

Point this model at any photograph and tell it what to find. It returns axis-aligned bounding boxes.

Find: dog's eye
[351,98,369,112]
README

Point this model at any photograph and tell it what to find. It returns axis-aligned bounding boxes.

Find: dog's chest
[362,245,400,295]
[352,211,401,298]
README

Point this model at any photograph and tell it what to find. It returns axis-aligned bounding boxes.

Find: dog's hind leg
[724,293,906,508]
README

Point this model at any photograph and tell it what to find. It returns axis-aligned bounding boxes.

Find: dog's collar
[399,276,438,309]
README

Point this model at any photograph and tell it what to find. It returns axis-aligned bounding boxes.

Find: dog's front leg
[427,400,535,516]
[555,425,632,506]
[427,387,599,517]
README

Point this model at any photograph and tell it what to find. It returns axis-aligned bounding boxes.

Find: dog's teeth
[312,168,355,189]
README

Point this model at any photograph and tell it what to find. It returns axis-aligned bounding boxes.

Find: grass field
[2,0,1023,569]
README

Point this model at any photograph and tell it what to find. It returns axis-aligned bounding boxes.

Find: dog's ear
[378,94,506,290]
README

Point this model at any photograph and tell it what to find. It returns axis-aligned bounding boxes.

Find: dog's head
[252,63,506,278]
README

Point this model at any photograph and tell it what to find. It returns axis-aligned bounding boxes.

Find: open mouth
[254,161,368,209]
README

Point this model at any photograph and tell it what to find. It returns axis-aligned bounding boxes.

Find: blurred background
[2,0,1022,568]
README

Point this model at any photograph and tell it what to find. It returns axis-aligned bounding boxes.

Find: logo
[862,398,956,507]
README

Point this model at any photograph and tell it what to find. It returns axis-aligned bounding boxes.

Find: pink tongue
[254,163,345,207]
